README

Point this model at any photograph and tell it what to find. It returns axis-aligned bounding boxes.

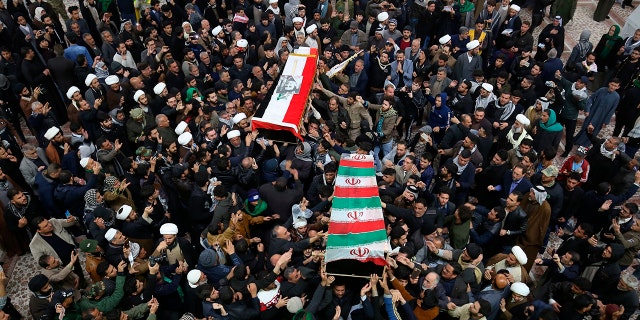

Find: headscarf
[104,176,118,192]
[536,98,550,111]
[295,142,312,161]
[34,7,45,22]
[182,21,193,39]
[539,109,563,132]
[575,30,593,60]
[84,189,101,211]
[275,36,293,53]
[457,0,474,13]
[185,87,201,102]
[530,186,548,205]
[600,25,622,58]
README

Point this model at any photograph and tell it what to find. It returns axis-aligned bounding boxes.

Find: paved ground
[0,0,637,318]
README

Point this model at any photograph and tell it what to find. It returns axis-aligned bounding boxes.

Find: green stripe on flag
[327,229,388,247]
[332,197,381,208]
[338,166,376,177]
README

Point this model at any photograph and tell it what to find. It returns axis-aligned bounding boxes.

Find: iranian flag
[251,47,318,142]
[325,154,387,267]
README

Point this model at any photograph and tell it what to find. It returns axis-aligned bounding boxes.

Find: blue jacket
[54,173,97,217]
[34,172,61,218]
[428,93,452,130]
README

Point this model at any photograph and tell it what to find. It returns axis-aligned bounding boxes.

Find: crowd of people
[0,0,639,319]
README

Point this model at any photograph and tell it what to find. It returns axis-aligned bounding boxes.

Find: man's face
[458,156,470,167]
[438,192,450,206]
[602,246,612,258]
[37,219,54,234]
[163,234,176,246]
[47,256,60,268]
[441,264,456,279]
[396,53,405,63]
[413,202,427,217]
[608,82,620,92]
[499,93,510,105]
[354,62,364,73]
[402,157,414,171]
[506,253,518,266]
[604,137,618,151]
[396,145,407,157]
[506,193,519,207]
[273,225,288,239]
[328,99,339,111]
[333,285,346,298]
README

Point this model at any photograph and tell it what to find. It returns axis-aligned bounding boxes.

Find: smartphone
[410,268,421,279]
[64,210,71,218]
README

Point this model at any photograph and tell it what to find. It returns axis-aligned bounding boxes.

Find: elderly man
[268,224,324,256]
[495,114,532,151]
[19,143,49,191]
[38,251,80,290]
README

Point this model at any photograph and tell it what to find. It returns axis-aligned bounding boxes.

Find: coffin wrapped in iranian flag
[251,47,318,143]
[325,154,388,276]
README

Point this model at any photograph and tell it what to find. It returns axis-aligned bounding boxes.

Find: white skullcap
[66,86,80,100]
[439,34,451,44]
[306,24,317,34]
[466,39,480,50]
[227,130,241,139]
[481,82,493,92]
[44,127,60,140]
[237,39,248,48]
[105,75,119,85]
[511,245,528,265]
[212,25,223,36]
[292,17,304,24]
[510,4,520,11]
[116,205,132,220]
[178,132,193,146]
[293,216,308,228]
[85,74,97,87]
[160,223,179,235]
[105,228,118,241]
[79,158,90,168]
[133,90,145,103]
[175,121,189,135]
[232,113,247,125]
[269,0,278,3]
[510,282,530,296]
[187,270,202,288]
[153,82,167,95]
[377,12,389,21]
[515,114,530,127]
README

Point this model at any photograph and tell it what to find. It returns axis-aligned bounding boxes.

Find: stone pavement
[0,0,636,318]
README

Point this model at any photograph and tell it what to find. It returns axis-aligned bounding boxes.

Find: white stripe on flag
[325,240,387,263]
[330,207,385,223]
[261,54,311,122]
[335,176,377,188]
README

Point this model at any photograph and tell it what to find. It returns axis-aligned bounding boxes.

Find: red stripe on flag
[328,220,386,234]
[339,159,374,168]
[333,186,379,198]
[281,49,318,137]
[363,257,387,266]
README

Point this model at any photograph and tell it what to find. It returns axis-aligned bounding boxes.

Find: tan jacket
[29,218,76,261]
